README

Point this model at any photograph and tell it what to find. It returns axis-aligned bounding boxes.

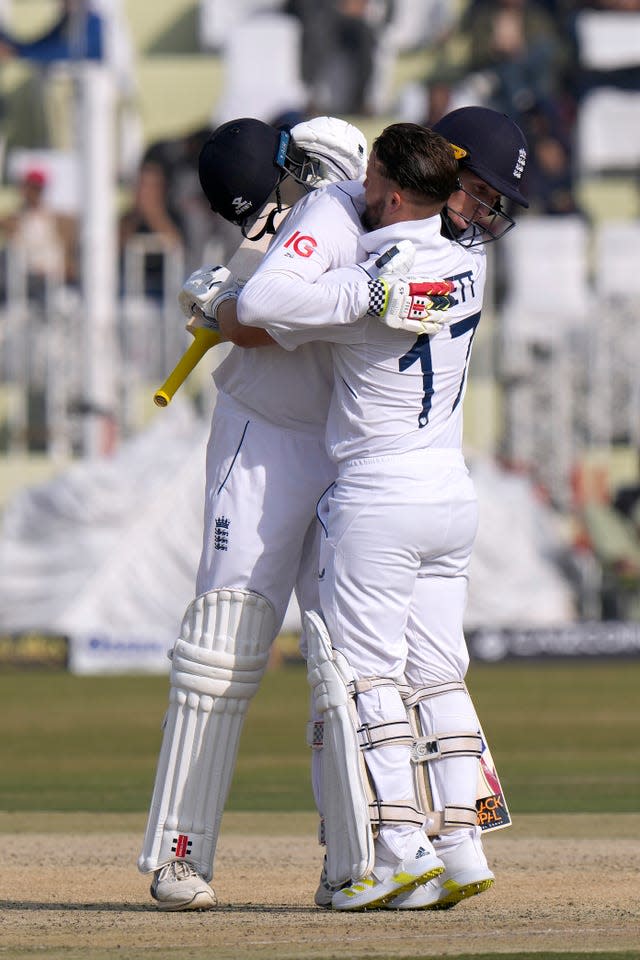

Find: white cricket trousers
[196,393,336,633]
[318,448,479,859]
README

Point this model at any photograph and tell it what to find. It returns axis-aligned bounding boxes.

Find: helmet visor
[443,182,515,247]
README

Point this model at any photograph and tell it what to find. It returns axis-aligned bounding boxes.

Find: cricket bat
[152,326,223,407]
[153,185,305,408]
[476,727,512,832]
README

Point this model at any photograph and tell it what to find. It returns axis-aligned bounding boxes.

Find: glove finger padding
[178,265,237,324]
[368,276,457,336]
[290,116,368,185]
[374,240,416,278]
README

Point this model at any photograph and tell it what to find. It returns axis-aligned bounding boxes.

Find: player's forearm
[217,299,274,347]
[238,268,369,333]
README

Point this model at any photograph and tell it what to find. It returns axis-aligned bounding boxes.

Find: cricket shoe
[150,860,217,911]
[314,855,350,908]
[386,835,494,911]
[331,846,444,912]
[385,865,494,910]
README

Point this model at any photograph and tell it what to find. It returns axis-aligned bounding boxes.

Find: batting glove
[367,276,456,336]
[290,116,368,185]
[178,265,238,329]
[374,239,416,278]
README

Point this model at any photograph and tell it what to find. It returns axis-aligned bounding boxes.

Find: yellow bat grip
[153,327,222,407]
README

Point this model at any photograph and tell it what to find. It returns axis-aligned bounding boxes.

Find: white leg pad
[404,682,482,835]
[403,680,511,835]
[305,609,375,887]
[138,589,276,880]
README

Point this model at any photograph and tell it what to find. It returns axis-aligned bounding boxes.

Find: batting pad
[305,609,375,887]
[403,681,509,835]
[138,589,276,880]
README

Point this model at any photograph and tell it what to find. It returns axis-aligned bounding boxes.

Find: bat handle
[153,327,222,407]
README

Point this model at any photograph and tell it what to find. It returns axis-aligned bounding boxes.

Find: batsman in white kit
[139,109,529,911]
[138,114,374,909]
[238,117,529,910]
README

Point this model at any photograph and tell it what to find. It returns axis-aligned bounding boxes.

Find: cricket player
[138,114,375,910]
[139,109,528,912]
[236,114,529,910]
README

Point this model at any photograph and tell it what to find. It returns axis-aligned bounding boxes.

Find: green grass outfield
[0,658,638,814]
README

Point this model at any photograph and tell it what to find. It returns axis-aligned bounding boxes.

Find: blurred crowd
[118,0,640,278]
[409,0,640,219]
[1,0,640,290]
[0,0,639,621]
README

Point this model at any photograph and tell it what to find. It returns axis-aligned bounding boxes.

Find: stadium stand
[1,0,640,632]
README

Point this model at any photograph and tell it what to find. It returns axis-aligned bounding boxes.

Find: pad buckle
[357,723,378,751]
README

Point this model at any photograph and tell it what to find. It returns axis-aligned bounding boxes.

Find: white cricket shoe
[386,835,494,910]
[331,846,444,912]
[314,855,350,908]
[150,860,217,911]
[385,865,494,910]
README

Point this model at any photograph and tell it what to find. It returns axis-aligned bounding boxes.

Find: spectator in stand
[118,127,218,299]
[0,0,102,63]
[0,165,79,450]
[456,0,569,121]
[519,102,583,216]
[0,0,141,179]
[411,0,581,215]
[581,454,640,620]
[285,0,393,114]
[0,167,77,299]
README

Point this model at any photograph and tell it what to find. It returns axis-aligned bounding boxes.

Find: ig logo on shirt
[283,230,317,258]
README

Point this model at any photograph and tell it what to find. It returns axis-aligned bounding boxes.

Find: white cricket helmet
[289,116,368,187]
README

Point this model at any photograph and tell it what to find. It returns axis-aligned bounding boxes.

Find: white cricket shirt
[217,181,364,431]
[242,212,486,462]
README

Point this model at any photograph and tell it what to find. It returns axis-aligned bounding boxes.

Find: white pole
[78,62,118,458]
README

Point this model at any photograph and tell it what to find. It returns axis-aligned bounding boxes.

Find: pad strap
[358,718,413,750]
[403,680,466,708]
[411,732,482,763]
[348,676,399,696]
[427,805,479,833]
[368,800,426,828]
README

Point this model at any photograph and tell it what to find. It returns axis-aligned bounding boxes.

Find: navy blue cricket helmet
[433,106,529,209]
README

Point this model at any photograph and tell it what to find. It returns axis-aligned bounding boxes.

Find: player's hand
[185,306,219,336]
[367,276,456,336]
[374,239,416,278]
[178,265,238,328]
[290,116,368,185]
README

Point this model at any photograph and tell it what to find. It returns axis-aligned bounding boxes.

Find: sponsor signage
[468,621,640,660]
[68,632,171,675]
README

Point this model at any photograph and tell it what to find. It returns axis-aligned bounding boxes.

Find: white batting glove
[373,239,416,278]
[367,276,456,336]
[178,265,238,329]
[290,116,368,185]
